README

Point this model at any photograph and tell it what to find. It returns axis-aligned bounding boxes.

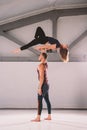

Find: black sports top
[46,37,61,48]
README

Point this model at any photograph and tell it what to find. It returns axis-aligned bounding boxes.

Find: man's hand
[38,88,42,95]
[35,46,45,50]
[35,46,47,52]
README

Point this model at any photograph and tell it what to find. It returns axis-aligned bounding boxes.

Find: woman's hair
[42,52,48,59]
[60,46,69,61]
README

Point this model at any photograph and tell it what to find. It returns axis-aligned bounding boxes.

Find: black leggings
[21,37,48,50]
[20,27,48,50]
[38,92,51,115]
[20,26,60,50]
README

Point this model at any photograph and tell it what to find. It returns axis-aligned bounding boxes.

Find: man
[13,27,69,62]
[32,52,51,122]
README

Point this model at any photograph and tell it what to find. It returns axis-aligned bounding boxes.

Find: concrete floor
[0,110,87,130]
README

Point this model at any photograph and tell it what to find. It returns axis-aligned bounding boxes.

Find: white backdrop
[0,62,87,109]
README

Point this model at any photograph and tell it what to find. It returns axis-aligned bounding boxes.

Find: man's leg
[31,94,43,122]
[44,92,51,120]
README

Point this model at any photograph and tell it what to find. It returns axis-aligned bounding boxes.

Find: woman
[31,52,51,122]
[13,27,69,62]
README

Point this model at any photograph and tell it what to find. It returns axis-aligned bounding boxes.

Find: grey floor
[0,110,87,130]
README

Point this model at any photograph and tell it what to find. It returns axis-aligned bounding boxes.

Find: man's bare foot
[31,118,40,122]
[44,117,51,120]
[31,116,41,122]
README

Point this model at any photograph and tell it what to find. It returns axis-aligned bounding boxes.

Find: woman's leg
[34,27,46,39]
[20,39,40,50]
[20,37,48,51]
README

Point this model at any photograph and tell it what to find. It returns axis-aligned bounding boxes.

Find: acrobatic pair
[13,27,69,122]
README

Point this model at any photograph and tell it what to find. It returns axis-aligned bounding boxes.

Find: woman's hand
[38,88,42,95]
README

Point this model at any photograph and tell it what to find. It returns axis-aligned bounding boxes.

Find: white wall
[0,62,87,109]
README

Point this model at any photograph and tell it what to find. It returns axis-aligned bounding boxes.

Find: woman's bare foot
[12,48,21,54]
